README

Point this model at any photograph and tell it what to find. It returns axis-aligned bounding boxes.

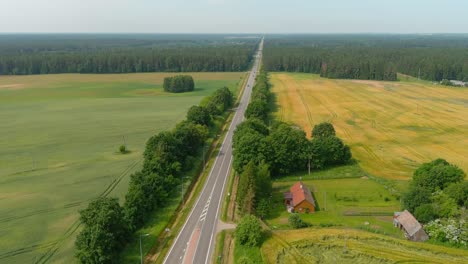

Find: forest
[0,34,258,74]
[263,34,468,81]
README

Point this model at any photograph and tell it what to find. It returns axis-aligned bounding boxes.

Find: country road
[164,38,263,264]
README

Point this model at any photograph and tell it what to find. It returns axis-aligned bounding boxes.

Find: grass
[266,164,402,237]
[234,240,263,264]
[271,72,468,180]
[0,72,245,263]
[261,228,468,264]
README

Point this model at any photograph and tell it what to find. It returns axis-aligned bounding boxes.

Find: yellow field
[261,228,468,264]
[271,73,468,180]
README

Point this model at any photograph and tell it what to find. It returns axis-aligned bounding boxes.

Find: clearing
[0,72,245,263]
[271,72,468,180]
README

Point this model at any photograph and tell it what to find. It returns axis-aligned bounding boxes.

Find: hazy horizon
[1,0,468,34]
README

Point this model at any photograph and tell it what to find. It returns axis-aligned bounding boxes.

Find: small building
[283,181,316,213]
[393,210,429,242]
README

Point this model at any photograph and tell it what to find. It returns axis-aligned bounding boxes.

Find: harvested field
[271,72,468,180]
[262,228,468,264]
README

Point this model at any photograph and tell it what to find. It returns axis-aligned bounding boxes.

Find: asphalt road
[164,38,263,264]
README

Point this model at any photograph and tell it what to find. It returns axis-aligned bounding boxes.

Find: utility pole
[122,135,127,149]
[308,158,311,175]
[418,67,421,80]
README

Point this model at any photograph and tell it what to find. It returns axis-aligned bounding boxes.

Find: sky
[1,0,467,33]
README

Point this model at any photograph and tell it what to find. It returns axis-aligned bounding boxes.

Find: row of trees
[402,159,467,246]
[75,86,234,262]
[0,46,256,75]
[263,40,468,82]
[163,75,195,93]
[233,71,352,219]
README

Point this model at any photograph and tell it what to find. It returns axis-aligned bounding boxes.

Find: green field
[0,72,244,263]
[266,164,402,237]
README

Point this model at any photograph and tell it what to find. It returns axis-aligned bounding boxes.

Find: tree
[412,159,465,192]
[245,100,268,121]
[403,185,432,212]
[431,191,460,218]
[75,197,130,264]
[256,199,270,219]
[310,136,351,169]
[173,121,208,156]
[445,181,468,207]
[312,122,336,138]
[232,130,267,173]
[236,215,262,247]
[266,123,310,175]
[414,204,437,223]
[186,105,211,126]
[255,162,272,203]
[204,86,234,115]
[288,214,308,229]
[143,131,183,176]
[236,162,257,215]
[124,172,176,229]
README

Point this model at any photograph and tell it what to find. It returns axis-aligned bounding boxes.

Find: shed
[394,210,428,241]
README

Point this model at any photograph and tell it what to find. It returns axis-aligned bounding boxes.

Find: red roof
[289,181,315,207]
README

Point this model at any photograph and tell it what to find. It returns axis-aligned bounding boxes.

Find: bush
[119,145,127,154]
[425,218,467,246]
[289,213,308,229]
[236,215,262,246]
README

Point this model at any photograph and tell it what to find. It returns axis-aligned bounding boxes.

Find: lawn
[266,164,402,237]
[270,72,468,180]
[261,228,468,264]
[0,72,245,263]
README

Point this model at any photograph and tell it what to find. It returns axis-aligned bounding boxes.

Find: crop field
[0,72,244,263]
[266,164,402,237]
[261,228,468,264]
[271,73,468,180]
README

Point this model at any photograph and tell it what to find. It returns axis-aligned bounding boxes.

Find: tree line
[232,70,352,220]
[75,86,235,263]
[263,35,468,82]
[163,75,195,93]
[0,34,259,75]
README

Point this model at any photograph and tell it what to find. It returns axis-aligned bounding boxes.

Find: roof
[290,181,315,207]
[396,210,423,236]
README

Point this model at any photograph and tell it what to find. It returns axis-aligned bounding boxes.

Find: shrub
[236,215,262,246]
[289,213,308,229]
[119,145,127,154]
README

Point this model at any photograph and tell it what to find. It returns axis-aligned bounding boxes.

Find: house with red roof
[283,181,316,213]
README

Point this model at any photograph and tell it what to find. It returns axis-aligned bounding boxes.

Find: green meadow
[0,72,244,263]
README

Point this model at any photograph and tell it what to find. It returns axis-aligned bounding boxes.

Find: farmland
[271,72,468,180]
[261,228,468,264]
[266,164,402,237]
[0,72,244,263]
